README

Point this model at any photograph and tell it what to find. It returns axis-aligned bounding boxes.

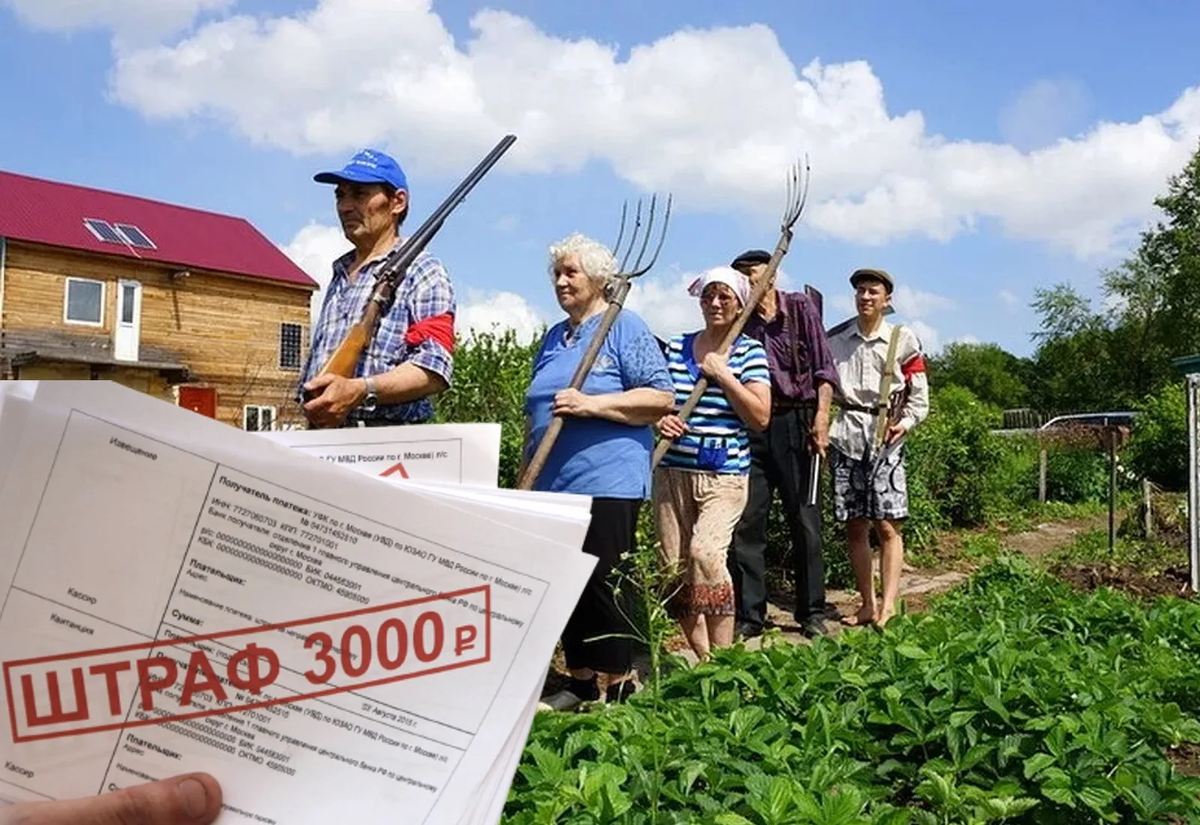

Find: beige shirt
[828,318,930,460]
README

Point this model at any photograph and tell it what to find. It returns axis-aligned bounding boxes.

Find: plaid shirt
[301,239,455,424]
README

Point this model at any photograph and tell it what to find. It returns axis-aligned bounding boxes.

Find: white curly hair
[547,232,618,290]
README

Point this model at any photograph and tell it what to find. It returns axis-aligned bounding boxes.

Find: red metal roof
[0,170,318,289]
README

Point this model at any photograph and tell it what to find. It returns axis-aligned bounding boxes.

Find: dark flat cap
[850,267,894,294]
[730,249,772,269]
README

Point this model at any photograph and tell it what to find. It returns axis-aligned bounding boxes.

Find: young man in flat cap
[727,249,839,639]
[827,268,929,628]
[300,148,456,429]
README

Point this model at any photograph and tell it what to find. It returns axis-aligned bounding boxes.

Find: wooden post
[1038,447,1048,504]
[1143,478,1154,539]
[1108,426,1117,553]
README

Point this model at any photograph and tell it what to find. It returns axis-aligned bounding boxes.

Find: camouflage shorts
[830,445,908,523]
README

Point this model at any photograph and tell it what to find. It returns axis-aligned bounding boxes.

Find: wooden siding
[2,241,316,428]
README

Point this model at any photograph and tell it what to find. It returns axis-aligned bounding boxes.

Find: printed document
[261,423,501,487]
[0,382,594,825]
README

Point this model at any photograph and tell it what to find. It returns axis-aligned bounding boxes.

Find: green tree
[433,327,544,487]
[927,341,1032,410]
[1125,383,1189,490]
[1028,284,1118,413]
[1028,140,1200,413]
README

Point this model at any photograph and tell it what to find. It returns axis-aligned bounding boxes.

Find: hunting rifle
[515,195,673,491]
[650,157,811,469]
[305,134,518,414]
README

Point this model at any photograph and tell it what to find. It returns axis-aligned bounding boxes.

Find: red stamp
[5,585,491,743]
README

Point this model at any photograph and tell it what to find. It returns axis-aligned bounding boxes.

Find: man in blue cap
[300,148,456,428]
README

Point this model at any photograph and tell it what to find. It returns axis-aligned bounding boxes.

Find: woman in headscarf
[522,232,674,710]
[654,266,771,660]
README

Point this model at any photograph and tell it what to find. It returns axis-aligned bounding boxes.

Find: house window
[64,278,104,326]
[279,322,304,371]
[243,405,276,432]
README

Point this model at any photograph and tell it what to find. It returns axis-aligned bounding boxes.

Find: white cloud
[456,290,545,345]
[949,334,980,346]
[32,0,1200,258]
[1000,79,1090,151]
[908,320,941,354]
[892,285,955,319]
[280,221,350,325]
[2,0,230,42]
[998,289,1019,308]
[623,267,705,340]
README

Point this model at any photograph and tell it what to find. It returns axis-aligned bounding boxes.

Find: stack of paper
[0,381,595,824]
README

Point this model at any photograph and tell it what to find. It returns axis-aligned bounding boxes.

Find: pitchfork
[516,194,674,491]
[650,156,812,470]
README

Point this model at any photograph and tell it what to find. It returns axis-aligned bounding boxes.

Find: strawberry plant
[503,556,1200,823]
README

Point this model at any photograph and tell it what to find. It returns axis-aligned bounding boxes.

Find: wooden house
[0,170,319,430]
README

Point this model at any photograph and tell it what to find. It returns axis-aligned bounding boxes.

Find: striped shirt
[660,332,770,474]
[301,239,455,424]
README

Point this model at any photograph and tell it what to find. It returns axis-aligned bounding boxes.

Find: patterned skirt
[653,467,748,619]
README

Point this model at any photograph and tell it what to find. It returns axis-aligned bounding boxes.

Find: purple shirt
[742,289,839,403]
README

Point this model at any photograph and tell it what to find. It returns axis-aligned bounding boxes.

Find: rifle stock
[319,321,373,378]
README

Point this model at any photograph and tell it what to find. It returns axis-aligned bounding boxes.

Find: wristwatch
[360,376,379,413]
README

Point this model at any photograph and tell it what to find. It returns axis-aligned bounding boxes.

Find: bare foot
[874,606,896,628]
[841,604,876,627]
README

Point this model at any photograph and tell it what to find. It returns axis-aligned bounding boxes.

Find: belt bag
[696,436,734,471]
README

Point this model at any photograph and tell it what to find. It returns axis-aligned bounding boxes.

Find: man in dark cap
[727,249,839,638]
[828,267,928,629]
[300,148,456,429]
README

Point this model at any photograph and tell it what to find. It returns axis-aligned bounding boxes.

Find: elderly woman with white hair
[522,232,674,711]
[654,266,771,660]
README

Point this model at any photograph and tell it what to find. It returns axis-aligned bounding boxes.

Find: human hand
[699,351,730,382]
[656,414,688,440]
[303,374,367,428]
[885,422,908,445]
[0,773,222,825]
[809,418,830,457]
[551,388,596,418]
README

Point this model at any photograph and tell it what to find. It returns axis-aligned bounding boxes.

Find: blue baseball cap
[313,148,408,191]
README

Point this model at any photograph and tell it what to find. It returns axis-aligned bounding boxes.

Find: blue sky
[2,0,1199,356]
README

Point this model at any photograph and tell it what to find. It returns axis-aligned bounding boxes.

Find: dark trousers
[728,407,826,627]
[561,497,639,674]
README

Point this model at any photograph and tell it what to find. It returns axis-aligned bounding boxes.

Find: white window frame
[63,277,105,327]
[278,322,304,371]
[242,405,277,432]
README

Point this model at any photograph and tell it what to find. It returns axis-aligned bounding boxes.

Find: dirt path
[689,512,1115,659]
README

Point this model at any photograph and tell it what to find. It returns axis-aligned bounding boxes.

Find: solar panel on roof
[115,223,156,249]
[83,218,124,244]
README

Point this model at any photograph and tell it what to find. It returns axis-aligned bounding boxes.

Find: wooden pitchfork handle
[516,278,634,491]
[650,231,794,469]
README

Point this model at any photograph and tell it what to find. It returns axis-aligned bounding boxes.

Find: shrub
[434,328,543,487]
[1043,446,1110,503]
[1126,383,1189,491]
[905,385,1006,528]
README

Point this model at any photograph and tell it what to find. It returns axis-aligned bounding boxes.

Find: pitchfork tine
[618,199,645,272]
[633,193,672,276]
[623,193,671,277]
[611,201,629,261]
[627,194,659,274]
